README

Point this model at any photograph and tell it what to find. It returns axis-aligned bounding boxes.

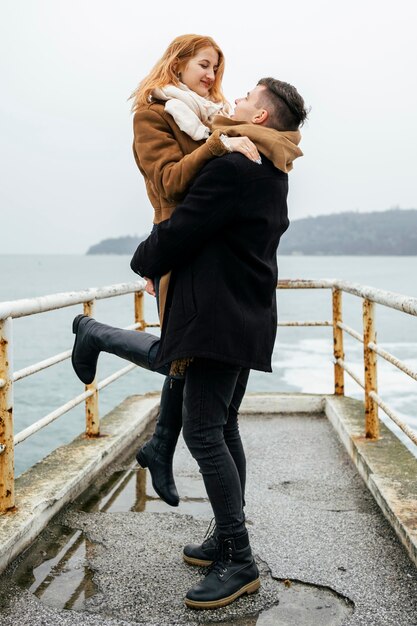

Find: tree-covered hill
[86,209,417,255]
[279,208,417,255]
[87,235,146,255]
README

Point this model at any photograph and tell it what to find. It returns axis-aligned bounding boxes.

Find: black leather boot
[183,518,218,566]
[185,531,260,610]
[136,375,184,507]
[71,314,168,384]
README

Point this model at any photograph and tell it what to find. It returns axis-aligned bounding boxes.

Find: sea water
[1,254,416,476]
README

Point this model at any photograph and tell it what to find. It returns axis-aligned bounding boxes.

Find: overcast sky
[1,0,416,254]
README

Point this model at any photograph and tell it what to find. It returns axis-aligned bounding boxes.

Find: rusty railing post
[363,298,379,439]
[0,317,15,512]
[332,288,344,395]
[83,300,99,437]
[134,291,145,331]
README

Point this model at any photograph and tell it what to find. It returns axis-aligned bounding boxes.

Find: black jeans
[182,358,249,539]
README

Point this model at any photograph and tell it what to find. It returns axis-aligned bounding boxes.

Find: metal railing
[1,278,417,513]
[278,279,417,445]
[0,281,147,512]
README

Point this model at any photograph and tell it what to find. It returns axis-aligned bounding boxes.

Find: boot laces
[204,538,233,579]
[202,517,217,546]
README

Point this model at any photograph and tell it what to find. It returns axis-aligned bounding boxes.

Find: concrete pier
[0,393,416,625]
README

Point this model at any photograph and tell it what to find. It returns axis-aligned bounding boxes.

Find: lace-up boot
[183,518,219,566]
[185,531,260,609]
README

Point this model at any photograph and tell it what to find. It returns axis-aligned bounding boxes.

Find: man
[72,77,307,609]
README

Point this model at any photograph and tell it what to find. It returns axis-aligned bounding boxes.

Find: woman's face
[179,46,219,98]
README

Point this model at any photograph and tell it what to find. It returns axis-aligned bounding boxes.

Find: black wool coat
[131,152,289,372]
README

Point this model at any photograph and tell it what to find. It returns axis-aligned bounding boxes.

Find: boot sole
[71,315,95,385]
[136,449,180,507]
[183,554,213,567]
[184,576,260,610]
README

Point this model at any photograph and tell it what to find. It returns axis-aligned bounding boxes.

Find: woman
[72,35,303,548]
[127,34,260,509]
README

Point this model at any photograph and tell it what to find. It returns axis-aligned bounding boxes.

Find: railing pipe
[14,388,94,446]
[363,299,379,439]
[0,280,146,321]
[278,320,332,327]
[334,281,417,317]
[13,350,72,382]
[332,288,345,395]
[83,300,99,437]
[368,342,417,383]
[0,317,15,512]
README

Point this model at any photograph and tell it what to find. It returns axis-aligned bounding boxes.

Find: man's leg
[182,359,259,609]
[182,367,249,566]
[224,368,250,508]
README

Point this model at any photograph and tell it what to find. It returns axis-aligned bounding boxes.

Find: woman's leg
[135,273,185,506]
[71,314,168,385]
[136,375,184,506]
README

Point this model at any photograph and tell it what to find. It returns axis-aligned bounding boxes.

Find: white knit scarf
[152,83,230,141]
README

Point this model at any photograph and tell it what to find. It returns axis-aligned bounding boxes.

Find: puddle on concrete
[12,524,98,611]
[79,462,212,518]
[203,582,353,626]
[11,461,213,613]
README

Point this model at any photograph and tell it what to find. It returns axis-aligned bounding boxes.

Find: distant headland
[86,208,417,256]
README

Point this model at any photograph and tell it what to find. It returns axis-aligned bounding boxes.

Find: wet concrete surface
[0,413,417,625]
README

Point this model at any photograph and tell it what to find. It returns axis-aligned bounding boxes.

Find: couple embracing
[71,33,308,610]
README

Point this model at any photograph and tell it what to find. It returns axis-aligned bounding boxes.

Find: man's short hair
[257,78,308,131]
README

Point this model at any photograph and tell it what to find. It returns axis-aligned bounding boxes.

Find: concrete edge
[0,393,160,575]
[324,395,417,567]
[240,392,325,414]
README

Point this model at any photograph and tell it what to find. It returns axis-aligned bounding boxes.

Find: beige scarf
[152,83,230,140]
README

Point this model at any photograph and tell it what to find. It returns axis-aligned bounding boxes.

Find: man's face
[232,85,267,122]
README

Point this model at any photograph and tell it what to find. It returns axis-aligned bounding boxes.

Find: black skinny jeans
[182,358,249,539]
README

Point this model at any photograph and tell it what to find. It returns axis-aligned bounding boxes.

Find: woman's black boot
[136,376,184,507]
[71,314,168,384]
[184,531,260,609]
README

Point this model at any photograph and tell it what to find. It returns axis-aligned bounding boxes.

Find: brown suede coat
[133,102,227,321]
[133,102,227,224]
[132,104,303,323]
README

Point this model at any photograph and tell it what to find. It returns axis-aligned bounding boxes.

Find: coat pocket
[169,268,197,331]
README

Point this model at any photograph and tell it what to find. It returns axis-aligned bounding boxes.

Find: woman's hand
[144,277,156,297]
[226,136,262,163]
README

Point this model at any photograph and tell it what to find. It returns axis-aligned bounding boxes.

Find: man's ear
[252,109,269,125]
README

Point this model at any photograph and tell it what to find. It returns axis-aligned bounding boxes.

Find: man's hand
[144,277,156,297]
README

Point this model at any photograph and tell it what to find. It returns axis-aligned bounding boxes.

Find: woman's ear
[172,60,180,78]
